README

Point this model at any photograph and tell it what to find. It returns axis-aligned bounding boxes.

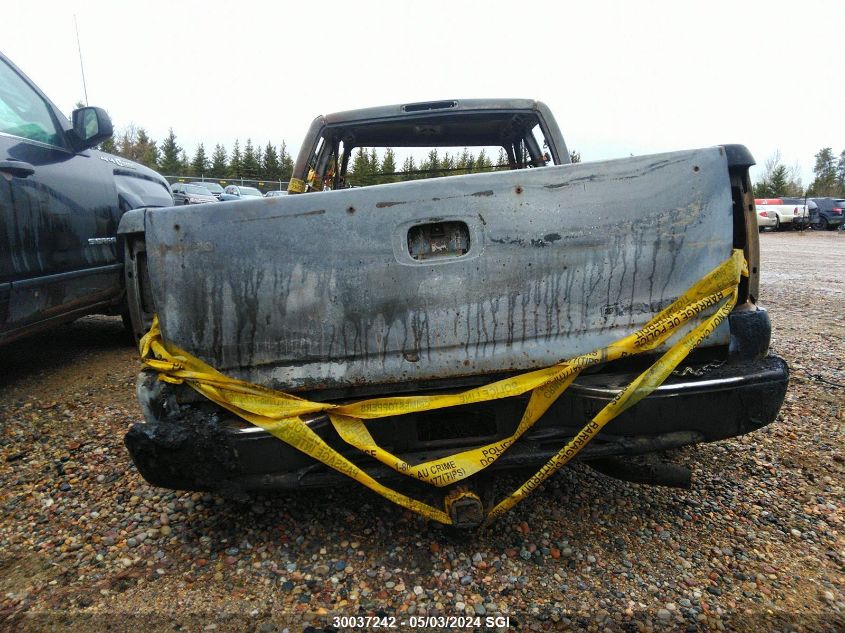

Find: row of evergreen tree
[754,147,845,199]
[99,120,845,197]
[99,125,294,182]
[339,147,581,186]
[99,123,582,186]
[345,147,512,186]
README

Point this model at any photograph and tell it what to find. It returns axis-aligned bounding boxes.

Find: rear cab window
[297,105,561,193]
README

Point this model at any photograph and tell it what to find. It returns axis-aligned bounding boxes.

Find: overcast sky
[4,0,841,185]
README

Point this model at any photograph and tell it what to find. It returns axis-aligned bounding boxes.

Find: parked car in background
[754,198,808,231]
[190,181,224,199]
[170,182,218,205]
[779,198,810,229]
[219,184,263,201]
[808,198,845,230]
[264,190,287,198]
[756,206,777,231]
[0,50,172,346]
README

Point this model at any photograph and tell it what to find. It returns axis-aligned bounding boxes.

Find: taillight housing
[833,207,843,215]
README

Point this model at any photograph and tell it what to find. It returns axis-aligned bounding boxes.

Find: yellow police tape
[140,249,746,526]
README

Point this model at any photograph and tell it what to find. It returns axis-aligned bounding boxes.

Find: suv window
[0,59,66,148]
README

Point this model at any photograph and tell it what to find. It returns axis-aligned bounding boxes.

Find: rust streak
[376,201,406,208]
[233,209,326,222]
[158,242,214,254]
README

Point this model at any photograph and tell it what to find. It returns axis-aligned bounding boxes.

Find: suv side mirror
[71,106,114,150]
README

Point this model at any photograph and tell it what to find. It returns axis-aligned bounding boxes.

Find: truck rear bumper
[124,354,788,494]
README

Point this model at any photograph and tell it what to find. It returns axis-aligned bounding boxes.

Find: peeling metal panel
[143,147,733,392]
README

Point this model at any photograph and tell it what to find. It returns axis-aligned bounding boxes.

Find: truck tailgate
[143,147,734,392]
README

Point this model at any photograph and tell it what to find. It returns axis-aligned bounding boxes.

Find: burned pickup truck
[119,99,788,526]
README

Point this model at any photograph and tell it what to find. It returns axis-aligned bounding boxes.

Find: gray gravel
[0,231,843,632]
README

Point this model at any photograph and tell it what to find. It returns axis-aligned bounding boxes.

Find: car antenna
[74,14,89,106]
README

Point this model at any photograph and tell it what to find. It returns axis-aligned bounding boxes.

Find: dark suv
[808,198,845,230]
[0,51,172,345]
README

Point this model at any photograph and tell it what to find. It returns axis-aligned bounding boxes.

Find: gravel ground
[0,231,843,632]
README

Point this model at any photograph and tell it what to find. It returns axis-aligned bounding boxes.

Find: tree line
[754,147,845,199]
[99,125,295,182]
[98,120,843,198]
[346,147,504,186]
[97,124,515,186]
[345,147,582,186]
[99,122,583,187]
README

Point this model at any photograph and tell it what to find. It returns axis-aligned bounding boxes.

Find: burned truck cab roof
[290,99,570,193]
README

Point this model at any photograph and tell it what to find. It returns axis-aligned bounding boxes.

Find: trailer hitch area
[444,486,485,529]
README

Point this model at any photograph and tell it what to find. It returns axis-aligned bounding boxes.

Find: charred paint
[142,147,734,392]
[233,209,326,222]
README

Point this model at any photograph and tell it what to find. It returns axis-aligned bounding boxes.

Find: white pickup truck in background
[755,198,809,231]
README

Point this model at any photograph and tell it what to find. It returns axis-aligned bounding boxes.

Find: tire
[122,234,153,345]
[774,217,781,231]
[820,217,830,231]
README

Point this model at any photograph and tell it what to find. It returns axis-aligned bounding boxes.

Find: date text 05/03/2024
[332,615,511,628]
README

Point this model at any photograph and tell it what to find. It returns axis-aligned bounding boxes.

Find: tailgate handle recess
[408,221,470,261]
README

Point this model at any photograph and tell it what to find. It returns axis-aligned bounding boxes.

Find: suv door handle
[0,160,36,178]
